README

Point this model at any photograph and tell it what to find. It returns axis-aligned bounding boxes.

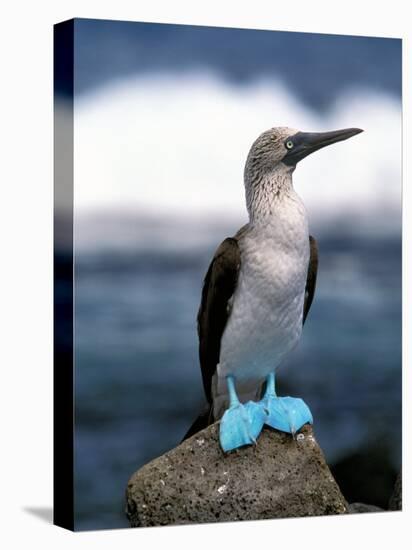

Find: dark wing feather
[303,235,318,324]
[197,237,241,403]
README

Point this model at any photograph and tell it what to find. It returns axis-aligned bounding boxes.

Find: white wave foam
[73,72,401,244]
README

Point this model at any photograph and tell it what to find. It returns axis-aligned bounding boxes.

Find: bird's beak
[283,127,363,166]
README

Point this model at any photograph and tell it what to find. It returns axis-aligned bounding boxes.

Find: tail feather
[181,405,214,442]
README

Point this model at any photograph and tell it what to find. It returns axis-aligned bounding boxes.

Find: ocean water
[73,228,401,530]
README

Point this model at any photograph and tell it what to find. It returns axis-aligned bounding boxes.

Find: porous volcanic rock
[126,423,347,527]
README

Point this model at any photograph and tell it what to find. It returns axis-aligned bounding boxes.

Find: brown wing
[303,235,318,324]
[197,237,241,404]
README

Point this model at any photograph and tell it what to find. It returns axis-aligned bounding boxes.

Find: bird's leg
[259,371,313,436]
[219,375,266,452]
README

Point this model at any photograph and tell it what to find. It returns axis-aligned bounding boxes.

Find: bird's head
[245,126,363,177]
[244,126,363,217]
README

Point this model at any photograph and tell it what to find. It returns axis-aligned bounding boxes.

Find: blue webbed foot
[219,401,266,452]
[259,372,313,435]
[262,395,313,435]
[219,375,266,452]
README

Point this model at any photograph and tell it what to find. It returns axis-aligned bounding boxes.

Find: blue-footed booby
[184,126,363,452]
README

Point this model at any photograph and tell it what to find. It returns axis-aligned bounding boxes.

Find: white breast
[212,191,310,418]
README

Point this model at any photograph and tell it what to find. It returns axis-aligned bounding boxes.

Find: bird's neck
[245,166,299,225]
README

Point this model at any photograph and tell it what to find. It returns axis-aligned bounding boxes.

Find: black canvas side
[53,18,74,531]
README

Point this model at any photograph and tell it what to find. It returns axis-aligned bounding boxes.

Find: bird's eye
[286,140,294,149]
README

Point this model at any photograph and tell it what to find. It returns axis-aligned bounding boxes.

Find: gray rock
[388,472,402,511]
[126,423,348,527]
[348,502,384,513]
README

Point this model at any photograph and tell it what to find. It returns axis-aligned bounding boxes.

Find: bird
[183,126,363,452]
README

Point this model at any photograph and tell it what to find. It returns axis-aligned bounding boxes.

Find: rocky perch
[126,423,348,527]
